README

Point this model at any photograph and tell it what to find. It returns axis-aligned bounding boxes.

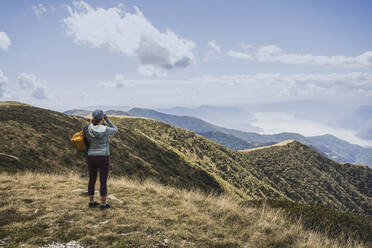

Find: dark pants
[87,156,109,196]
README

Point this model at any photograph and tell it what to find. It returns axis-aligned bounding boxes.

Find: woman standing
[86,110,118,210]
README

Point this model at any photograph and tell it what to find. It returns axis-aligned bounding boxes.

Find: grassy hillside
[244,199,372,245]
[0,102,221,194]
[118,117,372,215]
[197,131,270,150]
[0,172,369,248]
[239,141,372,215]
[1,101,371,216]
[225,129,372,166]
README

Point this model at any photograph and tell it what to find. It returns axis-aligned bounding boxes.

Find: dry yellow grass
[0,172,365,248]
[0,101,28,106]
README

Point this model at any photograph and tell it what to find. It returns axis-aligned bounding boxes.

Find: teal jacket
[87,118,118,156]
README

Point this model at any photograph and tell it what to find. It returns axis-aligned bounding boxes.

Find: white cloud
[0,32,11,51]
[257,45,372,68]
[95,72,372,106]
[226,50,253,60]
[18,73,48,99]
[32,4,47,18]
[0,70,8,98]
[99,74,136,89]
[204,40,222,62]
[193,72,372,87]
[18,73,36,90]
[138,65,167,77]
[191,72,372,100]
[240,43,253,50]
[0,70,8,83]
[32,85,47,99]
[227,44,372,68]
[63,1,196,77]
[208,40,221,53]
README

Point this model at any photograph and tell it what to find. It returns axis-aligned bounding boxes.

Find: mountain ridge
[64,107,372,167]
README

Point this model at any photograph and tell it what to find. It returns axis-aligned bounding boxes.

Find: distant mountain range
[63,109,92,117]
[64,107,372,167]
[158,105,260,132]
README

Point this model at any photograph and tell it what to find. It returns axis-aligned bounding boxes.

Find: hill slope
[123,118,372,215]
[239,141,372,215]
[1,101,371,215]
[197,131,264,150]
[224,129,372,166]
[0,102,221,193]
[0,172,369,248]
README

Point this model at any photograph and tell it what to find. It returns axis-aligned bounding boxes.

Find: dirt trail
[240,140,295,153]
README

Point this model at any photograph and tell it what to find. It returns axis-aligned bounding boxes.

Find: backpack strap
[82,124,90,155]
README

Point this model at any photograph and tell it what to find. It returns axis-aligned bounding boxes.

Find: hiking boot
[88,201,99,208]
[100,203,111,210]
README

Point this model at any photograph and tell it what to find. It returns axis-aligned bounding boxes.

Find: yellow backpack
[71,125,90,152]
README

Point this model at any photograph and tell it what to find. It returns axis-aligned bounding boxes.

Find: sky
[1,0,372,145]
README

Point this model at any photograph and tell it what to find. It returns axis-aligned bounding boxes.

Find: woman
[86,110,118,210]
